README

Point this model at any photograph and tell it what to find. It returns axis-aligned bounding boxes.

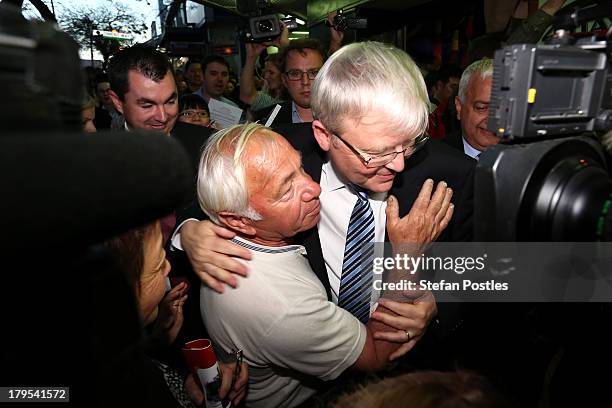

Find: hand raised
[385,179,454,252]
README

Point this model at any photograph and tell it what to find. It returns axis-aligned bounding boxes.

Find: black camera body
[488,39,612,140]
[327,9,367,32]
[236,0,298,43]
[475,2,612,242]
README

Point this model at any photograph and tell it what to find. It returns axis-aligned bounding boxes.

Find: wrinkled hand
[219,359,249,406]
[181,220,252,293]
[151,282,188,346]
[370,290,437,360]
[386,179,453,254]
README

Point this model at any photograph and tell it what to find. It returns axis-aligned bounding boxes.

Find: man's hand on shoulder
[181,220,252,293]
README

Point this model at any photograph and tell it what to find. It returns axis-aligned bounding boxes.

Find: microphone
[1,130,193,253]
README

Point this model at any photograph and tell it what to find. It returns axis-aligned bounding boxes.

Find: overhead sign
[93,30,133,41]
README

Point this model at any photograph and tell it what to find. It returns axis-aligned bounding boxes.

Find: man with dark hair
[108,44,178,135]
[183,58,203,93]
[427,64,462,139]
[195,55,238,107]
[252,38,326,125]
[94,73,125,131]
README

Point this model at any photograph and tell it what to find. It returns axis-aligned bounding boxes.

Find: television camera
[475,1,612,242]
[236,0,299,43]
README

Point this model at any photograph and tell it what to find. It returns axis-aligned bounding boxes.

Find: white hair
[458,58,494,102]
[311,41,429,137]
[197,123,282,224]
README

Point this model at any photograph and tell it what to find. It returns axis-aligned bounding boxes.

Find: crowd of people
[60,0,599,407]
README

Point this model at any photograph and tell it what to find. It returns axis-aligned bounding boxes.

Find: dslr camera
[475,1,612,241]
[236,0,298,43]
[326,9,368,32]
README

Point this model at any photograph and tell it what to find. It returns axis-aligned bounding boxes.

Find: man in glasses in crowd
[252,38,326,125]
[174,41,475,374]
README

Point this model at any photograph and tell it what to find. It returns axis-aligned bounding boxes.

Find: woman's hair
[104,222,157,296]
[179,94,209,115]
[332,371,512,408]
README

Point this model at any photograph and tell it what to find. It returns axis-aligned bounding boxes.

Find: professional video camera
[475,1,612,242]
[326,9,368,32]
[236,0,298,43]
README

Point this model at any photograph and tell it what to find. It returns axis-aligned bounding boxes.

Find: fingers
[388,340,418,361]
[217,362,233,399]
[370,300,428,335]
[197,269,229,294]
[210,221,237,239]
[440,203,454,231]
[427,181,448,216]
[385,195,400,227]
[412,178,434,212]
[229,363,248,406]
[166,282,188,299]
[213,239,252,264]
[372,329,419,343]
[201,261,243,287]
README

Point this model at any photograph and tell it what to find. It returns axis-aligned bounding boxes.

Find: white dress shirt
[318,161,387,314]
[462,136,482,160]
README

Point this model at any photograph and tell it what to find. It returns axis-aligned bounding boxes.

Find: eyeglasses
[180,110,209,119]
[284,68,320,81]
[333,133,430,168]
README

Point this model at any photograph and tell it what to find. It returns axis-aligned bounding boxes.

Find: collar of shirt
[291,101,304,124]
[320,160,388,202]
[462,136,482,160]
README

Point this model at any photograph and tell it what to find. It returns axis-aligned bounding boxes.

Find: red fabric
[427,97,450,140]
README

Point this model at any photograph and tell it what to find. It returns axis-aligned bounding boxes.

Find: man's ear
[312,120,333,152]
[454,95,462,121]
[108,90,125,116]
[217,212,256,236]
[281,74,288,89]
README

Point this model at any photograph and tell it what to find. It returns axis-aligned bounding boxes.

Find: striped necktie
[338,186,375,323]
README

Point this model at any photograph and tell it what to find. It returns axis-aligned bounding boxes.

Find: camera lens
[257,19,274,33]
[518,141,612,241]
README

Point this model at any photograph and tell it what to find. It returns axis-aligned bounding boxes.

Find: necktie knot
[350,184,369,201]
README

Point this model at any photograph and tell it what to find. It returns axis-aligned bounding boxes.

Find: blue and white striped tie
[338,187,375,323]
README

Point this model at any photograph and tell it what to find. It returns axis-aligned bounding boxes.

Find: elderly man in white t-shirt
[196,123,450,407]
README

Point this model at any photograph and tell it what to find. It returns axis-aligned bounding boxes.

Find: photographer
[239,24,289,114]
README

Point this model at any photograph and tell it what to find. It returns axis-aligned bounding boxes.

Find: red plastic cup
[182,339,224,408]
[182,339,217,371]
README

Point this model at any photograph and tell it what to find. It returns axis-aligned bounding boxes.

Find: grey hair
[311,41,429,137]
[458,58,494,102]
[197,123,282,224]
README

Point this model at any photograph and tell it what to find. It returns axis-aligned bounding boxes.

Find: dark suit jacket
[442,130,465,153]
[171,121,216,175]
[252,101,293,125]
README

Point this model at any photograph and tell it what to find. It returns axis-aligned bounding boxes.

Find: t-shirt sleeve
[257,291,367,381]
